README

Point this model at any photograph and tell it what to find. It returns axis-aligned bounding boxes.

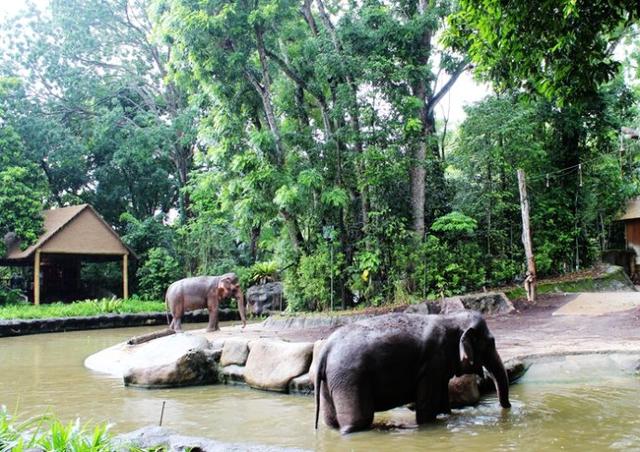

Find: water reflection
[1,327,639,451]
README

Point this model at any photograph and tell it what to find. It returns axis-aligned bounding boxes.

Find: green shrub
[387,213,486,301]
[136,248,182,301]
[348,248,384,306]
[487,258,521,286]
[0,288,27,306]
[284,245,343,312]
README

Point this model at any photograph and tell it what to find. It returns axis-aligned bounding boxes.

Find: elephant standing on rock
[314,311,511,434]
[165,273,246,332]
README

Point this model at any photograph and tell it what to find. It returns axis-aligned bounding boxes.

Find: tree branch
[428,62,471,116]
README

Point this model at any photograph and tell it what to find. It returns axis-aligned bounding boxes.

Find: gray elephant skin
[314,311,511,434]
[165,273,246,332]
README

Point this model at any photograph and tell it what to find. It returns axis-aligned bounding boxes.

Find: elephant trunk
[236,287,247,327]
[484,348,511,408]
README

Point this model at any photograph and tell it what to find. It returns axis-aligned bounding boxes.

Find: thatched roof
[620,198,640,221]
[2,204,135,264]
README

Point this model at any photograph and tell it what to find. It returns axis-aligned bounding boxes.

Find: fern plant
[249,261,279,285]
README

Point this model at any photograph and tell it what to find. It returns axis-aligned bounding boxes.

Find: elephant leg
[415,375,439,424]
[333,382,374,434]
[320,382,339,429]
[435,376,451,415]
[170,300,184,332]
[206,294,220,332]
[170,316,184,332]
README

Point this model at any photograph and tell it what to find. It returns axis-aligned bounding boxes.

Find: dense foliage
[0,0,639,308]
[447,0,640,102]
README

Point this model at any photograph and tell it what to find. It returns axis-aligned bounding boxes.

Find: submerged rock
[221,364,246,385]
[289,373,313,395]
[448,374,481,408]
[244,340,314,392]
[113,426,308,452]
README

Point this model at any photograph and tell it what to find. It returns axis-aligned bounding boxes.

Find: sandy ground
[488,293,640,361]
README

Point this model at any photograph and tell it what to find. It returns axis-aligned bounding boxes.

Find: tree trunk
[253,26,284,166]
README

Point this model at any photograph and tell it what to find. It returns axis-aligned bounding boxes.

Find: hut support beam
[123,253,129,299]
[34,250,41,306]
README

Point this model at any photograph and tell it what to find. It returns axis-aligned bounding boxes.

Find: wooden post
[34,250,41,306]
[517,169,537,302]
[123,253,129,299]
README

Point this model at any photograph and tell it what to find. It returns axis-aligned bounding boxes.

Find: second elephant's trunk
[484,348,511,408]
[236,287,247,327]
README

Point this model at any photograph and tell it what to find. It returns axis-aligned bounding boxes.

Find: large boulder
[448,374,480,408]
[458,292,514,315]
[220,338,250,366]
[124,349,219,388]
[243,340,314,392]
[119,334,217,388]
[307,339,326,382]
[247,282,286,315]
[86,332,212,377]
[405,291,514,316]
[404,301,442,315]
[221,365,246,385]
[113,426,305,452]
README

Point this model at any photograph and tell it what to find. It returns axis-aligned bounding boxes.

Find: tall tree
[447,0,640,102]
[1,0,196,222]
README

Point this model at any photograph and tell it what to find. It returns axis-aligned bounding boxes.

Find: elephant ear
[459,327,476,366]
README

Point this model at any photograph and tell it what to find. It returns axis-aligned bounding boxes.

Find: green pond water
[1,324,639,451]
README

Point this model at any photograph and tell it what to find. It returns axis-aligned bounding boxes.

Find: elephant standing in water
[165,273,246,332]
[314,311,511,434]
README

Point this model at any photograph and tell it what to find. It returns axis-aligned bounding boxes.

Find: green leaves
[430,211,478,236]
[136,247,182,301]
[0,166,44,255]
[447,0,638,102]
[320,187,349,208]
[274,184,300,209]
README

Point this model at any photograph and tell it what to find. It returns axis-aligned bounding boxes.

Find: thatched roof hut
[1,204,135,304]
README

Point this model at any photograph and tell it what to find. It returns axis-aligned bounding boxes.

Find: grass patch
[0,297,165,320]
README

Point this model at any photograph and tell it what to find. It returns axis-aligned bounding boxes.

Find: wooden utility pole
[517,169,537,302]
[123,253,129,300]
[33,250,41,306]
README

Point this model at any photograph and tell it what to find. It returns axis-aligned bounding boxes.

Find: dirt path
[487,294,640,360]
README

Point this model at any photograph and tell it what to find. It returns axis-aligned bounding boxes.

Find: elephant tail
[314,346,328,430]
